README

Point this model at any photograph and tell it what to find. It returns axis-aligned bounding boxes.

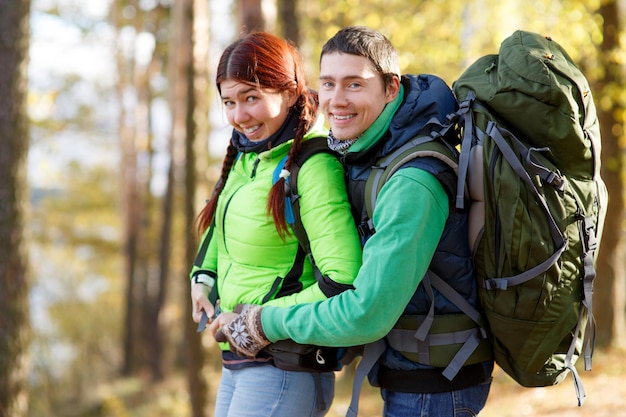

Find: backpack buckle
[357,219,375,237]
[582,216,598,252]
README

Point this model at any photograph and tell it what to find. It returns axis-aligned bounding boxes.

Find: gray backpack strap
[564,305,588,406]
[455,95,477,209]
[365,124,459,217]
[346,339,386,417]
[483,122,567,290]
[427,272,487,380]
[580,213,598,371]
[385,271,489,380]
[414,272,436,364]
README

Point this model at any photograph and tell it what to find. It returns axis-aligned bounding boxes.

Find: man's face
[318,52,398,140]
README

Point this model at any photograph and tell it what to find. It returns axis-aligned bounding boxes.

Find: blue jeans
[215,364,335,417]
[381,380,492,417]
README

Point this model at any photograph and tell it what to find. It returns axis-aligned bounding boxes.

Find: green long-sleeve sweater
[261,167,448,346]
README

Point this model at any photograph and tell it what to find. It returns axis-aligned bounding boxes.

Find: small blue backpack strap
[273,155,296,225]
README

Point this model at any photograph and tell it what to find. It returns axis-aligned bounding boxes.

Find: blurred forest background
[1,0,626,416]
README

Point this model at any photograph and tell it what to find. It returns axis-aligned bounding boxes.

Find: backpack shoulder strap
[364,132,459,219]
[273,136,339,258]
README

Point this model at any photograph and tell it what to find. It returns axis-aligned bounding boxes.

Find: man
[211,26,494,416]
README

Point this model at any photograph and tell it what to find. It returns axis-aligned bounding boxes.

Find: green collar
[348,83,404,154]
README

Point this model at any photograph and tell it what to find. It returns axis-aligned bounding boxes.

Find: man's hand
[209,311,238,336]
[211,304,270,358]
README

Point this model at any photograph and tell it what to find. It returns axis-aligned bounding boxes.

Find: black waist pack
[264,340,340,372]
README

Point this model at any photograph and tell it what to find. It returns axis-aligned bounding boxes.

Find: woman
[189,32,362,417]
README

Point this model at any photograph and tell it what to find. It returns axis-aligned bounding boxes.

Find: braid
[267,92,318,240]
[195,143,239,236]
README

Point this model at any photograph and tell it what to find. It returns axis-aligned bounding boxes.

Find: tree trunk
[185,0,212,414]
[113,0,141,376]
[140,5,171,383]
[594,0,626,349]
[237,0,264,32]
[278,0,299,46]
[0,0,31,416]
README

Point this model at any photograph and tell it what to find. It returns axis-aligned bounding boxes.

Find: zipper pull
[251,158,260,178]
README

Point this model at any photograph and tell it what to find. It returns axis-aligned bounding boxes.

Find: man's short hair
[321,26,401,86]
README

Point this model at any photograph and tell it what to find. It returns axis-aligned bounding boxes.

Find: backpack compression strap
[483,121,568,289]
[385,271,490,379]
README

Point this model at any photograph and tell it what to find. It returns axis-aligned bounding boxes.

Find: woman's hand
[191,283,215,323]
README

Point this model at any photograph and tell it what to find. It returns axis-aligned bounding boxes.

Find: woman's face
[220,80,297,142]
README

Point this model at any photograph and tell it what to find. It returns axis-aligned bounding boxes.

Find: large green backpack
[450,30,608,405]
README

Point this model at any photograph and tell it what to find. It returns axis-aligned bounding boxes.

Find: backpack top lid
[453,30,601,179]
